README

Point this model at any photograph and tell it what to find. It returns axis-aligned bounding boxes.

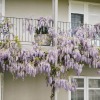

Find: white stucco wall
[4,73,51,100]
[5,0,69,43]
[7,0,100,23]
[58,0,68,21]
[5,0,52,19]
[5,0,68,22]
[3,67,99,100]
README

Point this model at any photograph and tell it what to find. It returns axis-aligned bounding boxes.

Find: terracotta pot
[34,34,52,46]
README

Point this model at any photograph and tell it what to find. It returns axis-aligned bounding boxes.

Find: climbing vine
[0,17,100,100]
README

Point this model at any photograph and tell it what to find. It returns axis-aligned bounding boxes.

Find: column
[52,1,58,100]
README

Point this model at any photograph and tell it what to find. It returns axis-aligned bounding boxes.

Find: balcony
[0,16,100,47]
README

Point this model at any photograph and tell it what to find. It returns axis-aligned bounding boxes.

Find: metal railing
[0,16,100,46]
[0,17,39,43]
[58,21,100,46]
[57,21,96,35]
[0,16,54,43]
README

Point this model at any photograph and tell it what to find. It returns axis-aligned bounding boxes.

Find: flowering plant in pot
[34,17,54,46]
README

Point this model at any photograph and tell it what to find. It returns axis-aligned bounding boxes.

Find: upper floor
[0,0,100,47]
[3,0,100,24]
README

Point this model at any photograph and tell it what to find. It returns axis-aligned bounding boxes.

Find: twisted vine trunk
[51,85,55,100]
[50,76,56,100]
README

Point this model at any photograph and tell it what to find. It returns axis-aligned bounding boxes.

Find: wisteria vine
[0,17,100,100]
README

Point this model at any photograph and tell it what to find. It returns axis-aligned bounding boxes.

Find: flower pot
[34,34,52,46]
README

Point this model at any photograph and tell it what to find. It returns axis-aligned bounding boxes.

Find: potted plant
[34,17,53,46]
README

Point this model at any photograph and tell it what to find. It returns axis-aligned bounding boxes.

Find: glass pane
[71,13,84,29]
[89,79,100,88]
[74,79,84,88]
[71,90,84,100]
[89,90,100,100]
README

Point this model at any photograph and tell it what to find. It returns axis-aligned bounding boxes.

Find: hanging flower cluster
[0,38,77,92]
[0,18,13,42]
[1,17,100,99]
[35,17,54,35]
[57,35,99,76]
[0,18,13,35]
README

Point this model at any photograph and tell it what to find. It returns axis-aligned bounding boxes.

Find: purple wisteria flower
[1,17,100,98]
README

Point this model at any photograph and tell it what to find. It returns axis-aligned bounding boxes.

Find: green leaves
[14,36,21,48]
[50,65,60,77]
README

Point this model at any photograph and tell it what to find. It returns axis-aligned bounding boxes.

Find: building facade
[0,0,100,100]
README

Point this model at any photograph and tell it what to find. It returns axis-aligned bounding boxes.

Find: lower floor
[0,67,100,100]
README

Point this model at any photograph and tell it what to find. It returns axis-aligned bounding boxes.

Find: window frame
[68,76,100,100]
[87,77,100,100]
[71,13,84,29]
[68,0,88,24]
[68,0,100,46]
[68,0,100,24]
[68,76,87,100]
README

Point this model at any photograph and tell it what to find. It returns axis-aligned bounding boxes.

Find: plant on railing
[35,17,53,34]
[1,17,100,100]
[34,17,54,46]
[0,18,13,34]
[74,25,97,38]
[0,17,13,43]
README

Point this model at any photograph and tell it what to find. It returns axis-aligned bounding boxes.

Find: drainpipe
[52,0,58,100]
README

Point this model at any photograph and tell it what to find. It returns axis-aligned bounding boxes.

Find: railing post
[2,0,5,16]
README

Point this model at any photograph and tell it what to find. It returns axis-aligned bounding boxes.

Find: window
[71,13,84,29]
[69,1,100,46]
[69,77,100,100]
[70,77,85,100]
[69,1,100,25]
[88,78,100,100]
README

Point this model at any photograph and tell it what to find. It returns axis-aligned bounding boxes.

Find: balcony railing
[0,16,100,46]
[58,21,100,46]
[0,17,39,43]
